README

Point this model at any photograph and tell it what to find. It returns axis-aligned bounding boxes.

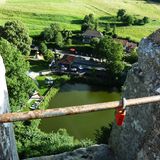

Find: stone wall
[25,144,115,160]
[109,31,160,160]
[0,56,19,160]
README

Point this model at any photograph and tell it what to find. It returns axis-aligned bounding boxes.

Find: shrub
[81,13,97,32]
[143,16,149,24]
[15,122,93,159]
[95,123,112,144]
[39,42,47,55]
[55,32,64,47]
[123,15,134,25]
[117,9,126,20]
[124,49,138,64]
[43,49,54,62]
[134,19,144,25]
[66,38,72,45]
[105,23,111,33]
[90,38,100,47]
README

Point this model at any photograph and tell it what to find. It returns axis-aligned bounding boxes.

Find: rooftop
[82,30,103,37]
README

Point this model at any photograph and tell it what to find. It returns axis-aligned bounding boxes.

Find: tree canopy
[0,20,32,56]
[105,23,111,33]
[117,9,126,20]
[81,13,97,32]
[117,9,149,26]
[41,23,64,47]
[0,39,35,111]
[95,36,124,75]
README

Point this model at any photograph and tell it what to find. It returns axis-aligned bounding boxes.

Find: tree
[134,19,144,25]
[90,38,100,47]
[81,23,90,32]
[95,20,98,30]
[117,9,126,20]
[15,122,93,159]
[124,48,138,64]
[95,123,112,144]
[55,32,63,47]
[0,39,36,111]
[39,42,47,55]
[84,15,90,23]
[62,30,72,40]
[66,38,72,45]
[0,20,32,56]
[96,36,124,75]
[41,23,62,42]
[112,24,117,36]
[81,13,97,32]
[143,16,149,24]
[123,15,134,25]
[44,49,53,62]
[89,13,95,24]
[105,23,111,33]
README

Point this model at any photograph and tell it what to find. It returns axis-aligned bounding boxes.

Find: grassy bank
[0,0,160,41]
[36,74,70,109]
[15,74,94,159]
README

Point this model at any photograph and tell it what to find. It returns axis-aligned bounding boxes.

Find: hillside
[0,0,160,41]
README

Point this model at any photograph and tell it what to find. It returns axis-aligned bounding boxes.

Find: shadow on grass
[99,16,117,22]
[99,21,129,27]
[99,16,129,27]
[71,19,83,24]
[29,60,49,72]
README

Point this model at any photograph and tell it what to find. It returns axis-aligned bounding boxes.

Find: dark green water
[39,83,120,139]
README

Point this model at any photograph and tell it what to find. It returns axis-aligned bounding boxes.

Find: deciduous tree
[0,20,32,56]
[41,23,62,42]
[81,13,97,32]
[44,49,53,62]
[105,23,111,33]
[55,32,64,47]
[39,42,47,55]
[123,15,134,25]
[0,39,35,111]
[96,36,124,75]
[117,9,126,20]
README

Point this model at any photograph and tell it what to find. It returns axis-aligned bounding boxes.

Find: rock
[25,144,115,160]
[109,31,160,160]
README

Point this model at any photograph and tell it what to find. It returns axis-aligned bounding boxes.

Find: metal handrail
[0,95,160,123]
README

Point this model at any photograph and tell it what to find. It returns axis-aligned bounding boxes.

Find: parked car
[78,65,84,70]
[61,65,68,71]
[70,67,77,72]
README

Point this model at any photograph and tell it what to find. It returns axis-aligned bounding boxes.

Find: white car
[71,67,77,72]
[61,65,68,71]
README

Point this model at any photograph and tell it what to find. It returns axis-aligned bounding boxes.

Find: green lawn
[36,74,70,96]
[0,0,160,41]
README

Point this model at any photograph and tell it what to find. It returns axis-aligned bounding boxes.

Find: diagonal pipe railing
[0,95,160,123]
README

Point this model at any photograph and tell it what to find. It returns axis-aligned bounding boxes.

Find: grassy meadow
[0,0,160,41]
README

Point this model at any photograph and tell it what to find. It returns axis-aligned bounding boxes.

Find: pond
[39,83,121,140]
